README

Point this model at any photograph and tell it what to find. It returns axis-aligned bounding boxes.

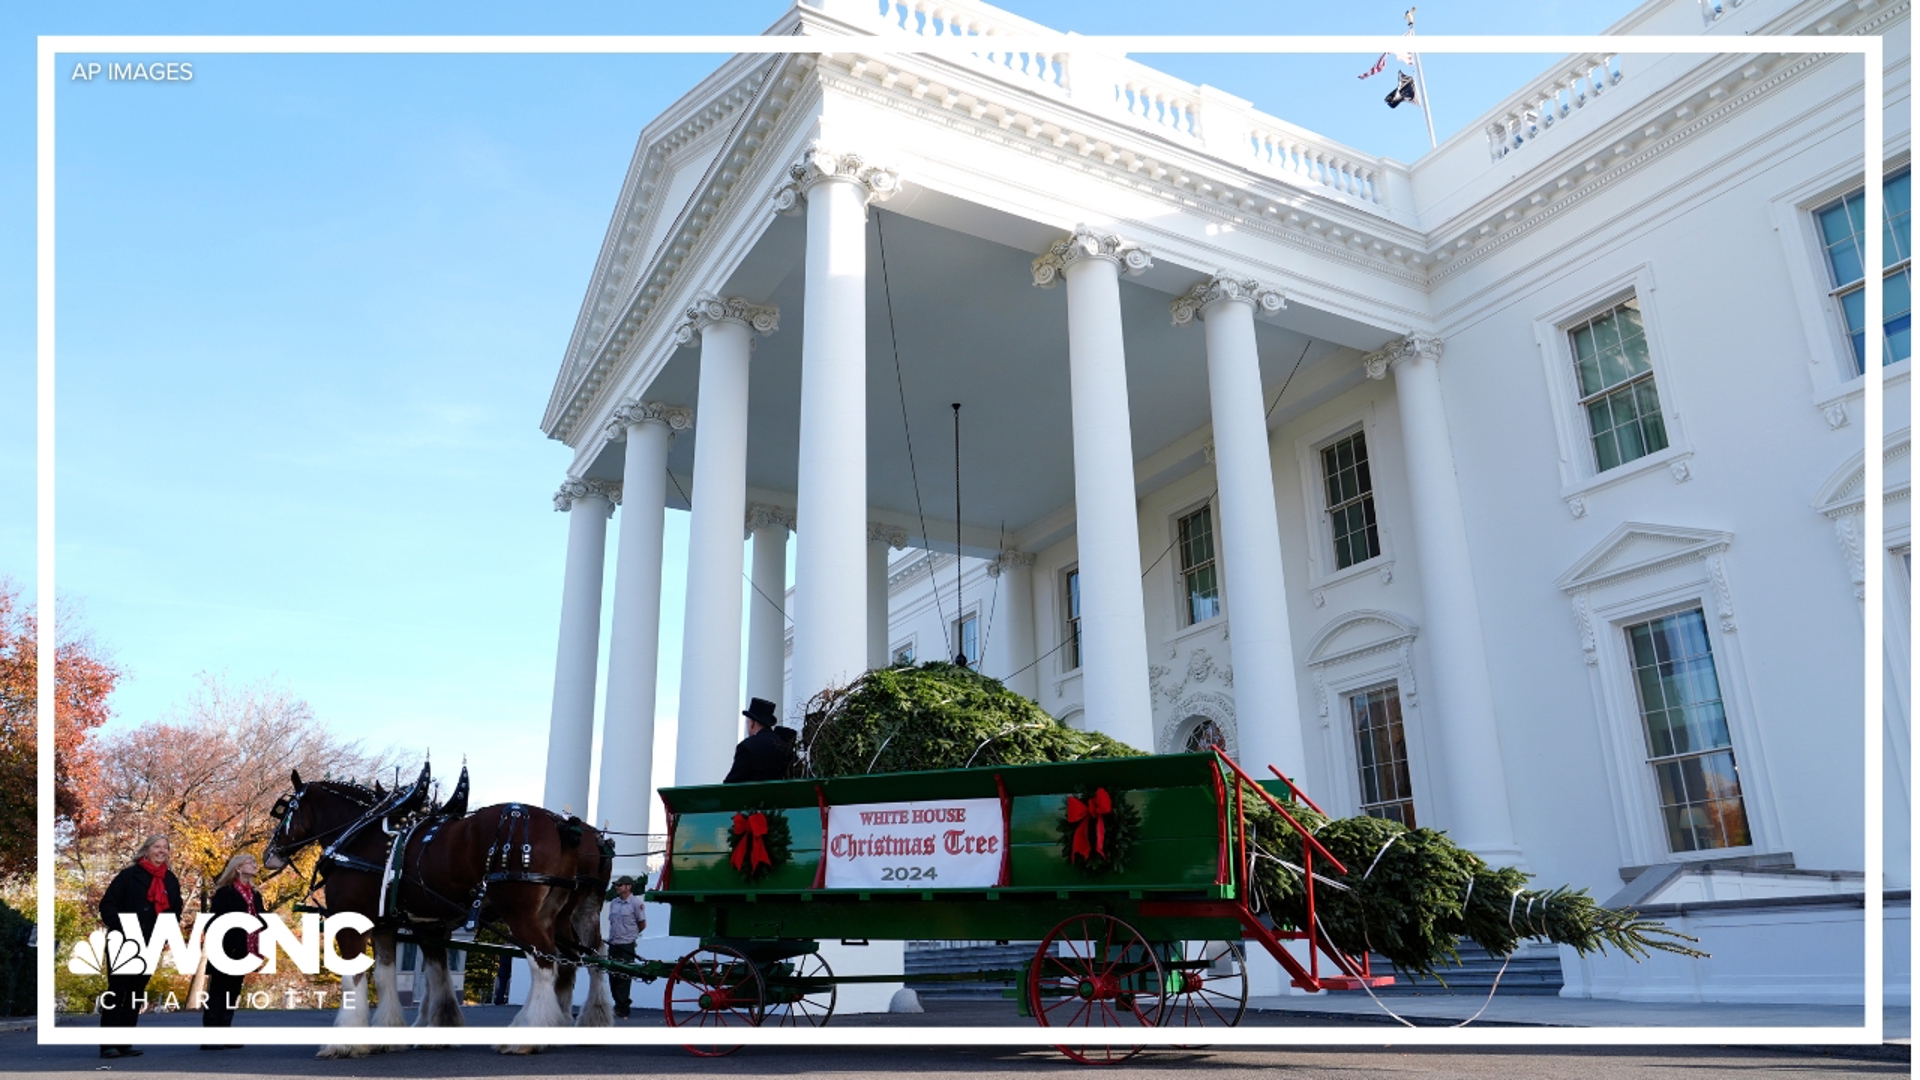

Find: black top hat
[742,697,780,728]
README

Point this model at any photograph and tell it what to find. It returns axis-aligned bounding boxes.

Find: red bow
[730,812,772,873]
[1066,789,1113,862]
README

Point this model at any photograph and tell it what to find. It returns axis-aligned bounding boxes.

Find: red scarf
[234,881,260,956]
[137,858,170,913]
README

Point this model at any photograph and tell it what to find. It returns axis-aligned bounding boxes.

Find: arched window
[1182,717,1227,754]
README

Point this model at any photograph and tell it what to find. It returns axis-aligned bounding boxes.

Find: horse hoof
[316,1045,371,1060]
[493,1044,538,1055]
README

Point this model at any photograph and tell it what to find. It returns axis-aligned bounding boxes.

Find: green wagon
[644,748,1389,1062]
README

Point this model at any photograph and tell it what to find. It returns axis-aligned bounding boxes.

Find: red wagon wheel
[763,950,837,1027]
[1151,940,1249,1044]
[1028,913,1167,1065]
[664,943,765,1057]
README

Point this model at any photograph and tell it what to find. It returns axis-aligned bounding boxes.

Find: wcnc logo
[68,913,375,977]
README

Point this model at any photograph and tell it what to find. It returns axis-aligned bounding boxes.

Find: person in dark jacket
[723,698,796,783]
[97,834,183,1059]
[200,852,262,1045]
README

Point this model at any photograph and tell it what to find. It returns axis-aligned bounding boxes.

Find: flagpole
[1406,8,1438,149]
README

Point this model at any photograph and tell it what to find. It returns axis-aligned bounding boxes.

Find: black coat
[100,863,183,939]
[724,727,796,784]
[208,882,260,962]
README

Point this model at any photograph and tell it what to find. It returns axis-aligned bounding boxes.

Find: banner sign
[824,798,1004,889]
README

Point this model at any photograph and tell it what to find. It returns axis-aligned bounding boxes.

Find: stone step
[1364,942,1564,997]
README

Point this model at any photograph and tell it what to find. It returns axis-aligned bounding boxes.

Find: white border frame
[34,31,1885,1048]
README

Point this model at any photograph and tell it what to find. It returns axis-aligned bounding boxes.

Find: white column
[1033,227,1156,752]
[594,401,691,839]
[1172,275,1309,782]
[674,296,779,786]
[746,503,795,716]
[544,478,618,816]
[1365,336,1521,862]
[775,145,899,707]
[867,524,906,669]
[986,551,1038,698]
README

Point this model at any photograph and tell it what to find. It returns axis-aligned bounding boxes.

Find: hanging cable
[666,467,794,627]
[874,209,951,659]
[953,402,965,664]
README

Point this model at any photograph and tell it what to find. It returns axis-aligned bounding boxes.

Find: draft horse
[263,765,615,1056]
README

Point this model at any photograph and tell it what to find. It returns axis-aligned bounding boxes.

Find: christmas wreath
[726,807,792,882]
[1055,786,1141,875]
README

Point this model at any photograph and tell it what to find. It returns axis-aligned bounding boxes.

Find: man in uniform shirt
[605,876,646,1018]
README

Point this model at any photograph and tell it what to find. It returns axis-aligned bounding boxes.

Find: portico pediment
[1554,522,1734,594]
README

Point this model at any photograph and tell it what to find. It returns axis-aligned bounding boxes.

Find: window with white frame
[1063,568,1082,671]
[1349,684,1416,827]
[1320,430,1381,570]
[1177,505,1220,625]
[1815,169,1912,374]
[1182,717,1228,754]
[892,641,916,665]
[952,611,979,667]
[1569,297,1669,472]
[1625,608,1751,853]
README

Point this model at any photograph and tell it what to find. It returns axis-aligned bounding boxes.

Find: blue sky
[4,1,1622,814]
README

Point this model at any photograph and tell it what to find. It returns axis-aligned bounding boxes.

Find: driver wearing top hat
[724,697,797,784]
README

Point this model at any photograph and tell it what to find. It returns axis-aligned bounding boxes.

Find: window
[1177,506,1220,625]
[1182,718,1227,754]
[1816,169,1912,373]
[1320,430,1381,570]
[952,612,978,666]
[1064,569,1082,670]
[892,642,915,665]
[1625,609,1751,853]
[1569,298,1668,471]
[1349,685,1415,827]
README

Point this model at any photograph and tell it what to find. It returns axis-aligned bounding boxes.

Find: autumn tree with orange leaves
[0,578,120,881]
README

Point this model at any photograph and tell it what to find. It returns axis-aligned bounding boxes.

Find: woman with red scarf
[200,852,262,1044]
[97,834,183,1059]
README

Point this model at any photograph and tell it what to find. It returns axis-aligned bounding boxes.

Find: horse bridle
[265,782,376,871]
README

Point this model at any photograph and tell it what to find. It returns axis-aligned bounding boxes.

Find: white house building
[538,0,1911,1005]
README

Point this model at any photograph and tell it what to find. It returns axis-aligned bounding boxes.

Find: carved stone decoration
[1185,647,1220,685]
[985,549,1036,578]
[1154,691,1239,757]
[553,477,622,514]
[1312,590,1326,608]
[1031,226,1153,287]
[605,399,694,443]
[1221,664,1234,688]
[1168,272,1286,326]
[1313,669,1330,721]
[744,502,797,539]
[1379,566,1394,585]
[1825,401,1850,429]
[771,143,900,214]
[1708,553,1737,632]
[1147,664,1177,710]
[1394,641,1416,704]
[1360,334,1444,380]
[866,522,910,549]
[1571,593,1598,665]
[1834,514,1867,601]
[1669,458,1692,483]
[674,294,780,346]
[1566,495,1588,519]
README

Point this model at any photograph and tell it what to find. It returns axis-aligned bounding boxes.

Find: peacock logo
[67,930,149,976]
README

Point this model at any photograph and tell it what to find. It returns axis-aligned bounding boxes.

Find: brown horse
[263,769,614,1056]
